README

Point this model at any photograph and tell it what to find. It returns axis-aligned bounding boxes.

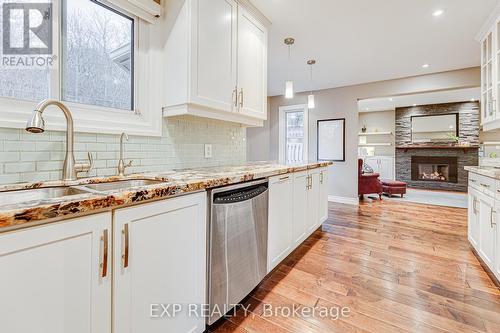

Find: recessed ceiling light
[389,98,393,101]
[422,64,430,68]
[432,9,445,17]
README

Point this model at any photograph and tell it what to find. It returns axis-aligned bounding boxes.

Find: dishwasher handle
[213,185,268,204]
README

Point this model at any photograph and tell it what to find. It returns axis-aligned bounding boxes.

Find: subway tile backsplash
[0,116,246,185]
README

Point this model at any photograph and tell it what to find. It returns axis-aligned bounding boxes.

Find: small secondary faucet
[26,100,93,181]
[117,132,132,176]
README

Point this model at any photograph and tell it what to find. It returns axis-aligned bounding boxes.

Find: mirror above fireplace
[411,113,459,143]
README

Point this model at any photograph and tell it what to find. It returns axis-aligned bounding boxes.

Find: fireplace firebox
[411,156,458,183]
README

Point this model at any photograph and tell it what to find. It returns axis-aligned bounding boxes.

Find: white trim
[0,1,163,137]
[278,104,309,163]
[328,195,359,206]
[476,2,500,41]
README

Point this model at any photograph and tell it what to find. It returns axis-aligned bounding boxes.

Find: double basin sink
[0,179,166,206]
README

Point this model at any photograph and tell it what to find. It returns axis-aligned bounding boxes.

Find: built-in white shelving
[481,141,500,145]
[358,131,393,136]
[358,143,393,146]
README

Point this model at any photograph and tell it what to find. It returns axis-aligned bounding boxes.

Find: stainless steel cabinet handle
[470,179,477,183]
[480,183,490,188]
[122,224,129,268]
[100,229,109,278]
[492,210,497,227]
[320,172,324,184]
[232,87,238,108]
[279,175,290,181]
[239,89,244,108]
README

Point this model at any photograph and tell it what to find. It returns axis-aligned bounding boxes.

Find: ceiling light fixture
[413,103,417,107]
[284,37,295,99]
[307,59,316,109]
[470,98,476,102]
[389,98,393,101]
[422,64,430,68]
[432,9,445,17]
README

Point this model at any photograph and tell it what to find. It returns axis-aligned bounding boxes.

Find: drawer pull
[470,179,477,183]
[480,183,491,188]
[122,223,129,268]
[491,210,497,227]
[100,229,109,278]
[279,176,290,181]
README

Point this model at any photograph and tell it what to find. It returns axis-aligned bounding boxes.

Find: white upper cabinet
[195,0,238,113]
[478,9,500,131]
[164,0,269,127]
[0,213,112,333]
[237,6,267,119]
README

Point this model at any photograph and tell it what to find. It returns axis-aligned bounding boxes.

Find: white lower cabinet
[292,171,308,245]
[478,191,496,269]
[268,168,329,273]
[113,192,207,333]
[468,186,480,248]
[319,167,329,223]
[363,156,394,180]
[306,168,321,233]
[0,213,112,333]
[267,174,293,272]
[467,173,500,282]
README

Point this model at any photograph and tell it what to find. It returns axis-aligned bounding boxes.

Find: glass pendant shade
[308,94,315,109]
[285,80,294,99]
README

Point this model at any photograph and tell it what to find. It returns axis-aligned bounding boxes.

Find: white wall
[247,67,481,201]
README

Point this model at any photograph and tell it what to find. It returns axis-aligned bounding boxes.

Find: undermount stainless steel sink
[82,179,166,192]
[0,186,89,206]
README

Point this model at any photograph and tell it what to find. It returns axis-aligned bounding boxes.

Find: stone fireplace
[395,102,479,192]
[411,156,458,183]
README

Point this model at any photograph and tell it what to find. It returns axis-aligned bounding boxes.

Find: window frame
[0,0,162,136]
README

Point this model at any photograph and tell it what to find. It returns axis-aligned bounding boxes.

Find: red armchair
[358,159,383,199]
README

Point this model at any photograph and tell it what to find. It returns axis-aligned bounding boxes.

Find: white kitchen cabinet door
[319,167,329,223]
[192,0,238,112]
[478,191,496,268]
[494,200,500,281]
[468,187,480,249]
[306,169,321,234]
[378,157,394,180]
[292,170,308,246]
[268,174,293,272]
[237,6,267,119]
[113,192,207,333]
[0,213,112,333]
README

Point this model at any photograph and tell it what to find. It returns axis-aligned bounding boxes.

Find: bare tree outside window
[62,0,133,110]
[0,0,51,102]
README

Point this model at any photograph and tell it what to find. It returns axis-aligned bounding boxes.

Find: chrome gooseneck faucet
[117,132,132,176]
[26,100,93,181]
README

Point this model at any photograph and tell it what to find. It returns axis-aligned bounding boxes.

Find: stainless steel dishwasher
[207,179,268,325]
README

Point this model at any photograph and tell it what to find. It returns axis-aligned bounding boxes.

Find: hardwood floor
[209,200,500,333]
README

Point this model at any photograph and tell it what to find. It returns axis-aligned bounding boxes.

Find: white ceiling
[252,0,498,96]
[358,87,481,112]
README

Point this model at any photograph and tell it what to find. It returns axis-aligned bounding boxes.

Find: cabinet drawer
[469,172,495,196]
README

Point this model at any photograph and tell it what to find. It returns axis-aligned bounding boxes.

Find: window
[62,0,134,110]
[0,0,134,109]
[278,105,309,163]
[0,0,161,136]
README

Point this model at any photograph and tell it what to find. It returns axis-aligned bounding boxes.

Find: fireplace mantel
[396,145,479,153]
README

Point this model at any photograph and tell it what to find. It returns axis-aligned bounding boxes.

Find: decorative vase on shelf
[361,125,367,133]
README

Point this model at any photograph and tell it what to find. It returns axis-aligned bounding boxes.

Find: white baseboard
[328,195,359,205]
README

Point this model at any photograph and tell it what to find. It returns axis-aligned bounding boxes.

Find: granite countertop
[464,166,500,179]
[0,161,332,232]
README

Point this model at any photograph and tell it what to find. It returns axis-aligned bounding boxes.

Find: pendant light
[284,37,295,99]
[307,59,316,109]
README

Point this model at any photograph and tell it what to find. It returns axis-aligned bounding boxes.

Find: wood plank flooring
[209,200,500,333]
